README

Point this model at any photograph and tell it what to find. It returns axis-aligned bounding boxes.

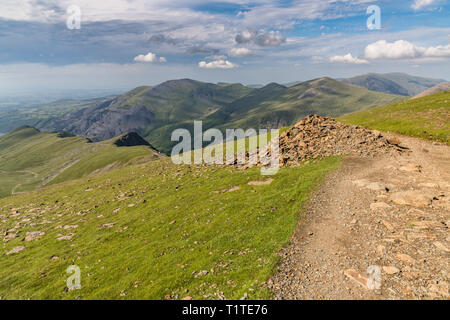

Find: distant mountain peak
[260,82,287,90]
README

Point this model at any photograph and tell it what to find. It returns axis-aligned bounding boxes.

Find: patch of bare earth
[270,134,449,300]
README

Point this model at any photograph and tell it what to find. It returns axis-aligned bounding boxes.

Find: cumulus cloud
[235,30,286,47]
[198,59,237,69]
[329,53,369,64]
[411,0,435,10]
[229,48,256,57]
[364,40,450,60]
[134,52,167,63]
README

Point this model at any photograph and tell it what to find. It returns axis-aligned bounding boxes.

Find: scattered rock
[382,220,395,233]
[390,191,432,207]
[63,225,78,230]
[3,233,17,242]
[24,231,45,242]
[344,269,369,289]
[56,233,74,241]
[367,182,386,191]
[433,200,450,210]
[370,202,391,211]
[383,266,400,275]
[394,253,416,264]
[376,245,386,255]
[194,270,209,278]
[418,182,439,188]
[433,242,449,252]
[213,186,241,193]
[352,180,385,191]
[248,179,274,186]
[399,163,422,173]
[98,223,116,229]
[6,246,25,255]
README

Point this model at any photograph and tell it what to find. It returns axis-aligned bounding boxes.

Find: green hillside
[212,77,404,130]
[0,127,160,198]
[338,92,450,144]
[145,78,403,153]
[29,78,404,155]
[0,151,341,299]
[41,80,253,146]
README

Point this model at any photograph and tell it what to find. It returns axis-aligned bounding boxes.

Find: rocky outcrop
[44,99,156,142]
[113,132,153,147]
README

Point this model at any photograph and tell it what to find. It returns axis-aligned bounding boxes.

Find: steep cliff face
[44,99,155,142]
[42,79,252,147]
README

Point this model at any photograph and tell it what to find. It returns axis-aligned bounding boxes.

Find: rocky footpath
[270,133,449,300]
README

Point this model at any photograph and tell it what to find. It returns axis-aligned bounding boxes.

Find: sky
[0,0,449,97]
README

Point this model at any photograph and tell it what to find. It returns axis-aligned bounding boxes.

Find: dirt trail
[271,134,449,299]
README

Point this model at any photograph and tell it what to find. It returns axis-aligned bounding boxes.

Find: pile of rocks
[243,115,407,168]
[277,115,406,165]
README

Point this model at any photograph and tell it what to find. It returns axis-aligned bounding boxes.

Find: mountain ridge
[341,73,446,96]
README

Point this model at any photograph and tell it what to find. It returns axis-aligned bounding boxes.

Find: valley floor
[271,134,449,299]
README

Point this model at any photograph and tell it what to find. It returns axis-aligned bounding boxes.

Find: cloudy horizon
[0,0,449,98]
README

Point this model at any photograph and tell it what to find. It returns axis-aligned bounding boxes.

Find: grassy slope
[206,78,404,130]
[140,81,254,153]
[0,156,341,299]
[0,127,159,198]
[338,92,450,144]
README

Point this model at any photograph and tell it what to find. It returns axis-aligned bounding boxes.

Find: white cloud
[411,0,435,10]
[198,59,237,69]
[134,52,166,63]
[423,44,450,57]
[329,53,369,64]
[229,48,256,57]
[364,40,450,60]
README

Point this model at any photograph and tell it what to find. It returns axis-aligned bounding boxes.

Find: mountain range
[1,73,446,155]
[39,77,403,154]
[341,73,446,96]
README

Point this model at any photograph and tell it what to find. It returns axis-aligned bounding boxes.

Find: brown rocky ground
[270,133,449,299]
[241,115,406,169]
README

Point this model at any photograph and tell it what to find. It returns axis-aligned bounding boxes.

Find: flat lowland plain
[0,156,340,299]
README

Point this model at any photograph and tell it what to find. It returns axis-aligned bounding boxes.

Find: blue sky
[0,0,449,97]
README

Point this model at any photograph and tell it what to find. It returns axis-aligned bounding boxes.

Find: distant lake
[0,133,4,136]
